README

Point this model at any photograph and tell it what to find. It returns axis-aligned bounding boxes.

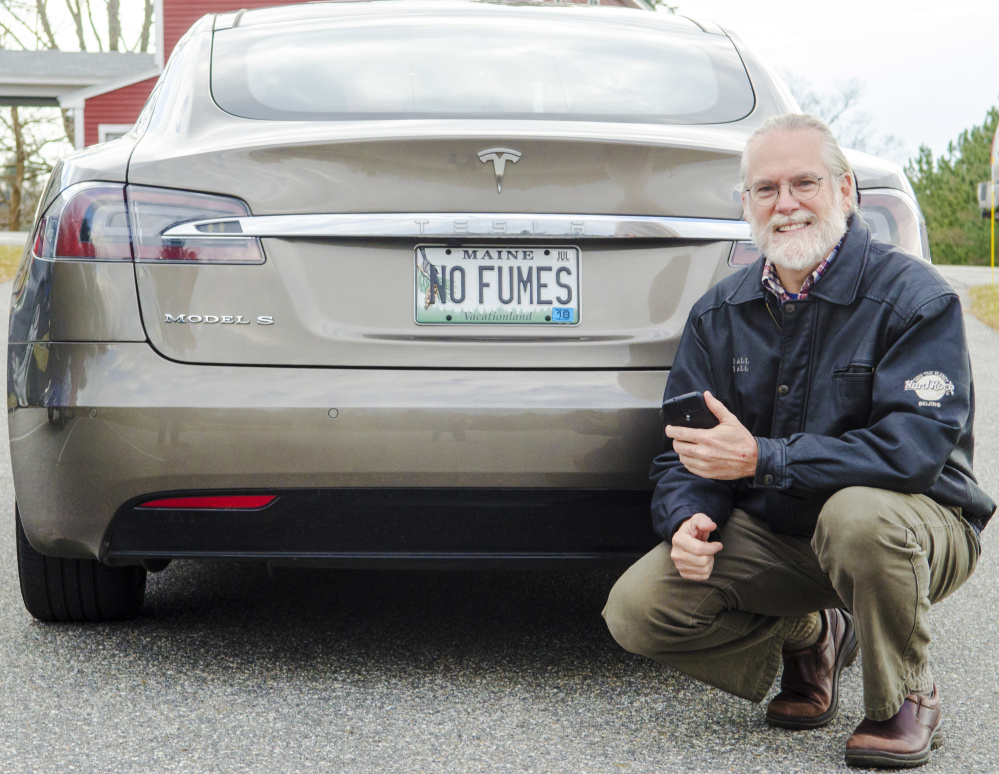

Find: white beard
[749,203,848,272]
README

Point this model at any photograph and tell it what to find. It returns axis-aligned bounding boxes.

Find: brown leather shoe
[765,608,859,730]
[845,685,942,769]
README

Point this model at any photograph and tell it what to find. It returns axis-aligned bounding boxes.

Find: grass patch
[970,284,999,331]
[0,243,25,284]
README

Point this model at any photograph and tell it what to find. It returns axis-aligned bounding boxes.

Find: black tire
[16,507,146,622]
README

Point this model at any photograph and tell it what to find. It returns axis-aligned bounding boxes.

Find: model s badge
[164,314,275,325]
[478,148,521,193]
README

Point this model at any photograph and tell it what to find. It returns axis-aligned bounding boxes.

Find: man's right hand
[670,513,724,581]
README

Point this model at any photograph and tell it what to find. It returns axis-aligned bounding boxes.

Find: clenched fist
[671,513,724,580]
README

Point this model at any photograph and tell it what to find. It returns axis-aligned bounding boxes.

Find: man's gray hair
[740,113,858,213]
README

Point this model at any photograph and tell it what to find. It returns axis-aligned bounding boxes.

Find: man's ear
[741,191,752,221]
[839,174,854,213]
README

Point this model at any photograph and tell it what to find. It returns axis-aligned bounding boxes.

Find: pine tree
[906,105,999,265]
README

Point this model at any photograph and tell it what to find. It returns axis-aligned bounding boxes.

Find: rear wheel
[16,507,146,622]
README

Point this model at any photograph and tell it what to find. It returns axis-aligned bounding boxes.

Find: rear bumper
[106,487,657,567]
[9,342,666,561]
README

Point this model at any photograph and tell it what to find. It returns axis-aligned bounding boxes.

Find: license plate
[414,245,580,325]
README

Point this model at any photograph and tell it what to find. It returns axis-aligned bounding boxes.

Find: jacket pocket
[833,363,874,398]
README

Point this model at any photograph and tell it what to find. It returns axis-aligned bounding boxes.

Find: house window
[98,124,135,143]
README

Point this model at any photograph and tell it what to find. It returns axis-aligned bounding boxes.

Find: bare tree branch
[139,0,153,52]
[63,0,88,50]
[60,108,74,147]
[0,21,34,49]
[783,74,865,129]
[9,106,26,230]
[35,0,58,49]
[85,0,105,50]
[781,74,907,163]
[107,0,120,50]
[0,1,45,49]
[0,0,140,220]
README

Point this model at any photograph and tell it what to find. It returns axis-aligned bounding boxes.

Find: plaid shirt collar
[761,237,845,302]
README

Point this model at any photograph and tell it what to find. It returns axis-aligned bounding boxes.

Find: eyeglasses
[745,175,825,207]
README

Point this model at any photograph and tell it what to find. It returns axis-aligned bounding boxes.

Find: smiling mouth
[775,220,811,234]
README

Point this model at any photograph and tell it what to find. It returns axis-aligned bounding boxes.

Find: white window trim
[73,107,84,150]
[98,123,135,144]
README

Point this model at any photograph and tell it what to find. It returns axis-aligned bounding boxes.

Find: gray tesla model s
[9,0,929,621]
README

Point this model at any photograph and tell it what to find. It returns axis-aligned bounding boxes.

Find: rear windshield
[210,16,754,124]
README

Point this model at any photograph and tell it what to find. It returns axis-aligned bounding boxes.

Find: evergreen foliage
[906,105,999,265]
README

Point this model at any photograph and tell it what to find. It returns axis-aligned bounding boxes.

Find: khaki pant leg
[811,487,981,721]
[603,509,842,703]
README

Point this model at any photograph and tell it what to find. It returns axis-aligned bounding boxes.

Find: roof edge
[59,65,162,108]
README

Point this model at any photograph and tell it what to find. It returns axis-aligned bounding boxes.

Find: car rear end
[8,1,930,617]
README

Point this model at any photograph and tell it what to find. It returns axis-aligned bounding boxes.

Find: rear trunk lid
[128,130,747,369]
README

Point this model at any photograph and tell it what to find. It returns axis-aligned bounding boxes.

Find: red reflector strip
[139,495,277,510]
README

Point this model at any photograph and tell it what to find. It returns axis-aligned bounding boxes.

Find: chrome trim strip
[162,214,751,241]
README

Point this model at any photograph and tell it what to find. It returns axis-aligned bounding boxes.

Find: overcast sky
[678,0,999,165]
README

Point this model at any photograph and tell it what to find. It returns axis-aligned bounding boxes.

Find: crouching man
[603,113,993,769]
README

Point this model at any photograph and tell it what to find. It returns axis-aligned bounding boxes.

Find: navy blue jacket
[651,215,995,541]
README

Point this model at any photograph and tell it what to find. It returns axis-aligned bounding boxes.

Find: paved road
[0,232,28,247]
[1,275,998,773]
[934,264,999,308]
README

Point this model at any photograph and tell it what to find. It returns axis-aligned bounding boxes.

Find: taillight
[858,189,929,261]
[729,241,761,267]
[128,186,263,263]
[33,183,132,260]
[31,183,264,264]
[32,219,45,256]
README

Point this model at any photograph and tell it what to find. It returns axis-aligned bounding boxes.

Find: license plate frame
[414,244,581,325]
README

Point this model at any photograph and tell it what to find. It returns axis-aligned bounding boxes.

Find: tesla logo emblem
[478,148,521,193]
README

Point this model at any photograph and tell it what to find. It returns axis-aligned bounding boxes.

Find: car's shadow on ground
[55,562,636,678]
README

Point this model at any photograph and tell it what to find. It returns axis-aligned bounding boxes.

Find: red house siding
[83,76,159,147]
[163,0,286,61]
[79,1,288,146]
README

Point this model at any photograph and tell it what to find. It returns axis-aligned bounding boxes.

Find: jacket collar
[727,214,872,306]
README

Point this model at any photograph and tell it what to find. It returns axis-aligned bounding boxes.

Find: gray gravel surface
[1,273,998,773]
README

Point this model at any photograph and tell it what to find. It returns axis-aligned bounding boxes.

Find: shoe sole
[844,724,943,769]
[766,612,860,731]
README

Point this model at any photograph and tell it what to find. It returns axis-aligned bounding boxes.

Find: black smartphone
[660,391,719,430]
